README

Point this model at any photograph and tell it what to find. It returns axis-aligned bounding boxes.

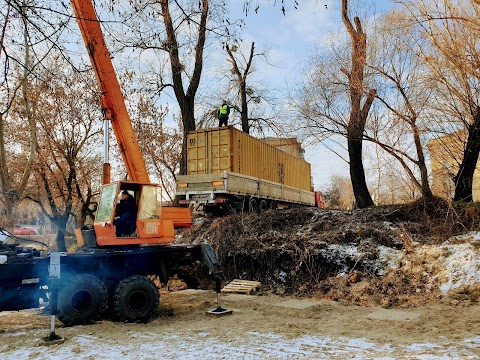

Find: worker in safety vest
[217,100,230,127]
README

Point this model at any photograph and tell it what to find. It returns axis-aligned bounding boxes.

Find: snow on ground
[403,231,480,293]
[4,230,480,359]
[438,242,480,293]
[316,232,480,291]
[3,330,480,360]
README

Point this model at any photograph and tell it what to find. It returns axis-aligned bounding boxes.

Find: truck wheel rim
[126,290,149,312]
[71,291,94,312]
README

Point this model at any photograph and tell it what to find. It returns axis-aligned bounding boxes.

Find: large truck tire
[112,275,159,323]
[248,198,258,214]
[259,200,268,213]
[58,274,108,326]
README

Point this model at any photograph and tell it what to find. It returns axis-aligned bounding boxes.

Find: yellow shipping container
[262,137,305,158]
[187,127,312,192]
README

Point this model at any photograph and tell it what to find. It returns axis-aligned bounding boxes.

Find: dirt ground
[3,201,480,358]
[0,289,480,359]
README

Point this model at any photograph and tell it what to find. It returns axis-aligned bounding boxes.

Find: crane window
[96,183,118,222]
[139,186,159,220]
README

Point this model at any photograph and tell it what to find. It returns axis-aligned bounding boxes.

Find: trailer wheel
[248,198,258,213]
[58,274,108,326]
[259,200,268,213]
[112,275,159,323]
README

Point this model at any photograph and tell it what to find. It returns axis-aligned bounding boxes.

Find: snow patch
[4,333,480,359]
[375,245,402,275]
[400,232,480,293]
[437,243,480,292]
[0,331,27,337]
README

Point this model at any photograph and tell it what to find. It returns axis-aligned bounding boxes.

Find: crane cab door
[136,185,174,241]
[92,182,175,246]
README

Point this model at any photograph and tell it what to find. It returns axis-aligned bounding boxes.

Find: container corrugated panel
[187,127,312,192]
[262,138,304,158]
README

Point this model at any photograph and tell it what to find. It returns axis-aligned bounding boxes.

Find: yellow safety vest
[219,104,229,115]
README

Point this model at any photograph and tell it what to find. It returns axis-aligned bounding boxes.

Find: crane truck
[0,0,226,327]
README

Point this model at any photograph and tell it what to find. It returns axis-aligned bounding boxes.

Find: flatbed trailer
[0,235,220,325]
[177,171,316,212]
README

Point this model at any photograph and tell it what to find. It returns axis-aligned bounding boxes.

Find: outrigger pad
[38,332,66,346]
[206,307,233,317]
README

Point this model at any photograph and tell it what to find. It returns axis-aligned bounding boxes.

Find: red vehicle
[13,227,38,235]
[315,191,325,208]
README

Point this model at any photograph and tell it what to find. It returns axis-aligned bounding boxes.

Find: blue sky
[229,0,337,83]
[83,0,395,190]
[225,0,395,190]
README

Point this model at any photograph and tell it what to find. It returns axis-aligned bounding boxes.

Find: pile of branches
[179,199,480,303]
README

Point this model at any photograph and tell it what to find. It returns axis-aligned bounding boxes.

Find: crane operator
[112,190,137,237]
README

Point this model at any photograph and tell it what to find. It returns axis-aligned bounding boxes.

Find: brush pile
[177,198,480,307]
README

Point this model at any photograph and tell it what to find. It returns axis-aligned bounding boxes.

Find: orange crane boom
[71,0,192,245]
[70,0,149,184]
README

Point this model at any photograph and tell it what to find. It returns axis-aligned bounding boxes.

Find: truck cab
[78,181,175,246]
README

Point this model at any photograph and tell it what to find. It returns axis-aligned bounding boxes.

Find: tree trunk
[412,123,433,198]
[347,101,374,208]
[0,112,13,231]
[2,197,16,232]
[342,0,375,208]
[454,106,480,201]
[54,215,68,252]
[179,99,196,175]
[348,134,374,208]
[240,81,249,133]
[160,0,208,175]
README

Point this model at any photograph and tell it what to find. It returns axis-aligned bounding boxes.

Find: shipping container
[178,127,320,213]
[262,137,305,159]
[186,127,312,192]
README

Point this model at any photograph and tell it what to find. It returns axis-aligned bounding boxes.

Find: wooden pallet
[221,279,262,294]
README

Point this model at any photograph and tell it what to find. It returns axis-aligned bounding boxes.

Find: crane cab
[77,181,177,247]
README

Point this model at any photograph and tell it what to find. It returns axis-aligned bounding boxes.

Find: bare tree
[227,42,255,133]
[367,11,433,199]
[0,0,71,230]
[109,0,225,175]
[0,4,36,231]
[159,0,209,175]
[399,0,480,201]
[222,41,281,135]
[131,96,182,204]
[341,0,376,208]
[28,64,102,251]
[226,42,255,134]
